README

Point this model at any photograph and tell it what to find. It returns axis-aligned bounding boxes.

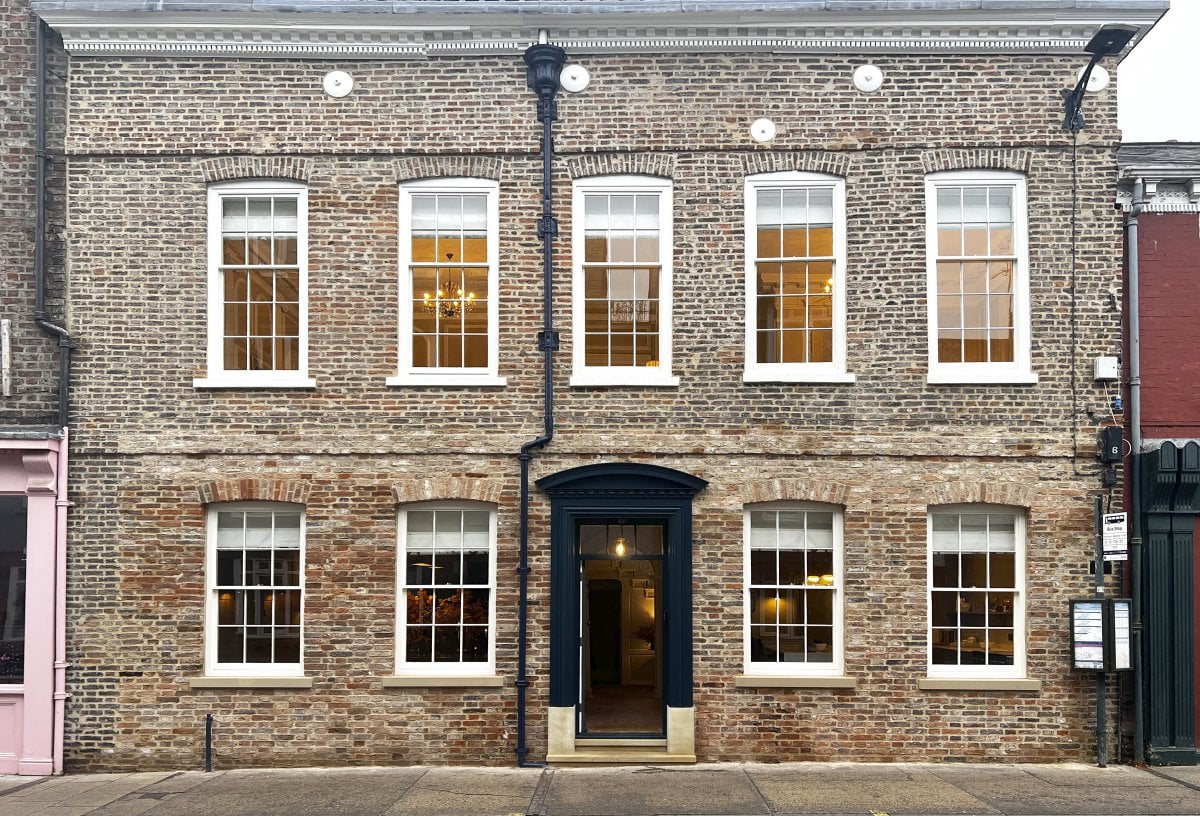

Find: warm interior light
[613,537,628,557]
[421,252,476,319]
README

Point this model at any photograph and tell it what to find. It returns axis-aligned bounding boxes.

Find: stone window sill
[918,677,1042,692]
[734,675,857,689]
[188,676,314,689]
[380,675,504,688]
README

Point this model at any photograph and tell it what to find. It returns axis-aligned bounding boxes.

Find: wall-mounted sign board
[1071,597,1133,672]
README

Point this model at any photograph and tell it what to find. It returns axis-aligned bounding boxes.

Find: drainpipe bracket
[537,215,559,240]
[538,331,560,352]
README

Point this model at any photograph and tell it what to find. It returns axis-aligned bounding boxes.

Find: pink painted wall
[0,440,62,775]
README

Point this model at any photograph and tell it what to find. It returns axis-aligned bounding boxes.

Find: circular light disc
[323,70,354,98]
[1083,64,1110,93]
[560,64,591,93]
[750,118,777,143]
[852,64,884,93]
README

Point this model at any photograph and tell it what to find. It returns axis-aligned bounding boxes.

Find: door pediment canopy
[537,463,706,499]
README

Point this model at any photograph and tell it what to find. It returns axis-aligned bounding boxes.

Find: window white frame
[396,502,498,676]
[925,170,1035,384]
[390,178,505,387]
[204,503,306,678]
[195,180,314,389]
[927,504,1026,679]
[744,172,853,383]
[743,502,845,677]
[571,175,678,387]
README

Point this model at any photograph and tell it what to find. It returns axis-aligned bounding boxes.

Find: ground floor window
[206,504,304,675]
[929,505,1024,676]
[0,497,26,684]
[398,503,496,674]
[745,504,843,675]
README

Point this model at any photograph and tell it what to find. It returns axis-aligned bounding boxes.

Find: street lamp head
[1062,23,1141,132]
[525,43,567,97]
[1084,24,1138,58]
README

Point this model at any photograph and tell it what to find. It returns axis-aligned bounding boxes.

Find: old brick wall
[60,50,1124,769]
[0,2,66,426]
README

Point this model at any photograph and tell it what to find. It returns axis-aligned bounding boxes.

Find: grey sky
[1119,1,1200,142]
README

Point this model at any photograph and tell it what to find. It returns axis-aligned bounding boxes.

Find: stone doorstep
[547,745,698,764]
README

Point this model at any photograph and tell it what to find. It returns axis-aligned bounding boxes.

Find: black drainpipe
[515,38,566,768]
[34,18,72,428]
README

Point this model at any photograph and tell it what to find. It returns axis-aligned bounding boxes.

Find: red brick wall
[1136,212,1200,438]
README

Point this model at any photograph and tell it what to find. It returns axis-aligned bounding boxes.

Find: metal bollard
[204,713,213,772]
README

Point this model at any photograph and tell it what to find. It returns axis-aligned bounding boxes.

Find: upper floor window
[397,504,496,675]
[206,504,305,676]
[929,505,1025,678]
[744,504,844,676]
[571,176,678,387]
[391,179,504,387]
[195,181,313,389]
[744,173,853,383]
[925,171,1035,384]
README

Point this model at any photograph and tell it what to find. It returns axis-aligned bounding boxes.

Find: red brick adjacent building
[1118,142,1200,765]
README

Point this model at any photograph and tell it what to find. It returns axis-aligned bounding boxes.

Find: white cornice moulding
[36,10,1165,58]
[1116,173,1200,213]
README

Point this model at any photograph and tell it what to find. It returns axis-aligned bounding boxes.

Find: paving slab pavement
[5,762,1200,816]
[746,763,1000,815]
[541,766,770,816]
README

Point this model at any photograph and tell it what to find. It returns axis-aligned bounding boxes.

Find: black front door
[538,463,707,735]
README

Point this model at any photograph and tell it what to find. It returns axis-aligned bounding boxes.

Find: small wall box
[1094,356,1120,381]
[1070,598,1132,672]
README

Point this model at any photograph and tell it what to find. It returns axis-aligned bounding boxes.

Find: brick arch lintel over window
[926,481,1036,509]
[740,478,850,507]
[566,153,676,180]
[197,157,313,184]
[921,149,1032,175]
[740,152,850,179]
[392,477,503,506]
[394,156,505,183]
[197,478,312,506]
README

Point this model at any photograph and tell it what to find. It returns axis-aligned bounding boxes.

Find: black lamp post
[1062,23,1138,131]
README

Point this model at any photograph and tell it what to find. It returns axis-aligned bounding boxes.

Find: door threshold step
[577,738,666,748]
[547,747,696,765]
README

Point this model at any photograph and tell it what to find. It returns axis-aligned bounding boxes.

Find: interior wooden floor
[583,684,663,734]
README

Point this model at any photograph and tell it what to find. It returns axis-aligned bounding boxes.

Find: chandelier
[609,299,651,324]
[422,253,476,319]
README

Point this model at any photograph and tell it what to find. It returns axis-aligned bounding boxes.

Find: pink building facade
[0,1,70,775]
[0,438,68,775]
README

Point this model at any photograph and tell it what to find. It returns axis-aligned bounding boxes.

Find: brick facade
[0,3,64,425]
[36,2,1157,770]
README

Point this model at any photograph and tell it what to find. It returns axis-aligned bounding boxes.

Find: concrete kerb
[3,762,1200,816]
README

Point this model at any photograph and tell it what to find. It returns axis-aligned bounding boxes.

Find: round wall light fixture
[1082,64,1110,93]
[322,70,354,98]
[560,64,591,93]
[750,117,777,143]
[852,64,884,93]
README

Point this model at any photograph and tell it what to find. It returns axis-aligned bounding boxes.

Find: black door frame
[537,463,707,716]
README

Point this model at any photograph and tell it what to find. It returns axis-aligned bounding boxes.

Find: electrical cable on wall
[1069,127,1083,476]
